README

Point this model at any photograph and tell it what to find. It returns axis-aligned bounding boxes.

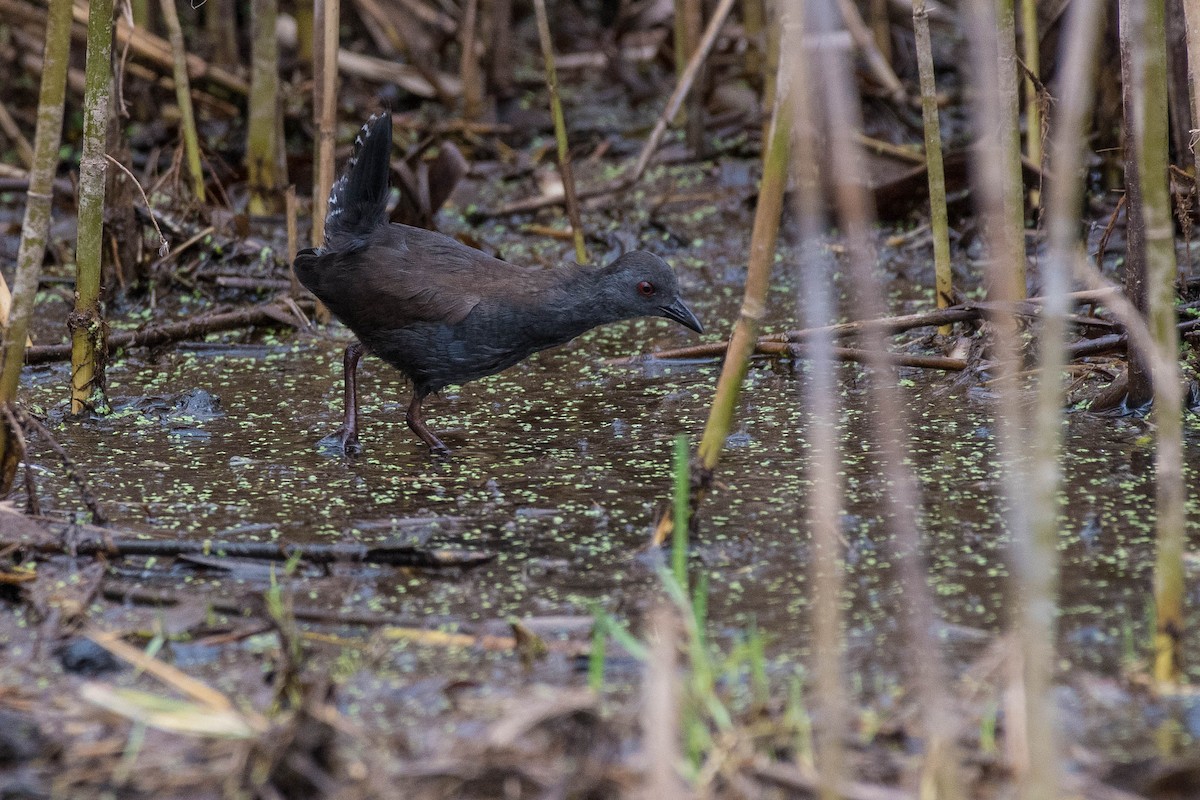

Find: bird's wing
[320,225,548,331]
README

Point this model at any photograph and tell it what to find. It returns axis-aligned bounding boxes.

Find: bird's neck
[526,266,625,343]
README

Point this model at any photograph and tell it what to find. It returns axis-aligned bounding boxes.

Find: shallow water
[6,165,1200,763]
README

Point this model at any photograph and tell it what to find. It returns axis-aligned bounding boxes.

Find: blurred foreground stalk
[1018,0,1106,796]
[1121,0,1185,688]
[0,0,73,491]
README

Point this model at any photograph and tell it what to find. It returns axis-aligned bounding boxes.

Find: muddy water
[6,190,1199,760]
[15,304,1193,644]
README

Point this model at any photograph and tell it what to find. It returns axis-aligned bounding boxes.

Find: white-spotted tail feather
[322,112,393,251]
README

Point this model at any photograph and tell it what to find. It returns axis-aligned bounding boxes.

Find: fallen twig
[634,289,1121,362]
[24,531,495,569]
[24,301,307,365]
[9,405,105,524]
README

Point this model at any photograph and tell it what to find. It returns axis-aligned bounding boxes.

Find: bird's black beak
[659,297,703,334]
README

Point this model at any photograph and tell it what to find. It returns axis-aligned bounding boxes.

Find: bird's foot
[319,426,362,457]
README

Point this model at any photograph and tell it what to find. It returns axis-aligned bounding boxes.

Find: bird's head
[597,251,703,333]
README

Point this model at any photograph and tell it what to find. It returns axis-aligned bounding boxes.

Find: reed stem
[70,0,115,415]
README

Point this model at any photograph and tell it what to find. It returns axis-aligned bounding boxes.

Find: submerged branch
[18,529,495,569]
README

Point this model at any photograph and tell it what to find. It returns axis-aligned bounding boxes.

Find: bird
[294,112,703,455]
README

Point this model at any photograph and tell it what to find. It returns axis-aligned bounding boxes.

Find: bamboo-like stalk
[679,0,705,155]
[70,0,114,416]
[286,185,300,298]
[1021,0,1041,208]
[1118,4,1152,407]
[295,2,314,63]
[651,47,788,547]
[1020,0,1106,796]
[158,0,205,202]
[247,0,287,216]
[0,0,73,492]
[741,0,764,85]
[204,0,238,67]
[963,0,1037,784]
[671,434,689,586]
[311,0,339,247]
[995,0,1027,299]
[869,0,890,60]
[642,606,685,800]
[762,9,780,145]
[531,0,587,264]
[780,8,845,797]
[672,0,688,126]
[810,1,961,796]
[1183,0,1200,196]
[690,103,787,459]
[459,0,482,121]
[1126,0,1185,688]
[912,0,953,334]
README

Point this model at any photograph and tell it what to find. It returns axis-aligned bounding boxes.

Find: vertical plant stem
[71,0,115,415]
[869,0,890,60]
[642,606,686,800]
[647,0,772,546]
[682,0,705,155]
[651,74,788,546]
[694,103,788,470]
[912,0,953,333]
[997,0,1028,298]
[1183,0,1200,194]
[205,0,238,67]
[762,9,780,144]
[1118,0,1152,407]
[1131,0,1186,688]
[295,2,314,63]
[286,185,300,298]
[781,7,845,795]
[531,0,588,264]
[459,0,483,121]
[671,433,689,586]
[0,0,73,491]
[963,0,1035,781]
[811,0,962,796]
[741,0,764,85]
[1021,0,1042,207]
[158,0,205,202]
[247,0,287,216]
[1021,1,1106,798]
[312,0,340,248]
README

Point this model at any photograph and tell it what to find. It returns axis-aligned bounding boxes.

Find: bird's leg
[406,391,449,454]
[337,341,367,456]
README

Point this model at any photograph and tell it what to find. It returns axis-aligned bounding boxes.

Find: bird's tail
[322,112,392,251]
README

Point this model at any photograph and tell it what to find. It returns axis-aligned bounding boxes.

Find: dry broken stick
[8,404,105,524]
[23,532,495,569]
[635,289,1122,362]
[24,301,308,365]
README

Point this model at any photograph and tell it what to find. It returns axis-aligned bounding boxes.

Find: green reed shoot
[672,434,690,586]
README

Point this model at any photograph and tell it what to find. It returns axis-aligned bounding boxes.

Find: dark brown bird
[295,113,703,455]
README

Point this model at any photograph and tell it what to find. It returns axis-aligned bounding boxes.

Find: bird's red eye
[637,281,656,296]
